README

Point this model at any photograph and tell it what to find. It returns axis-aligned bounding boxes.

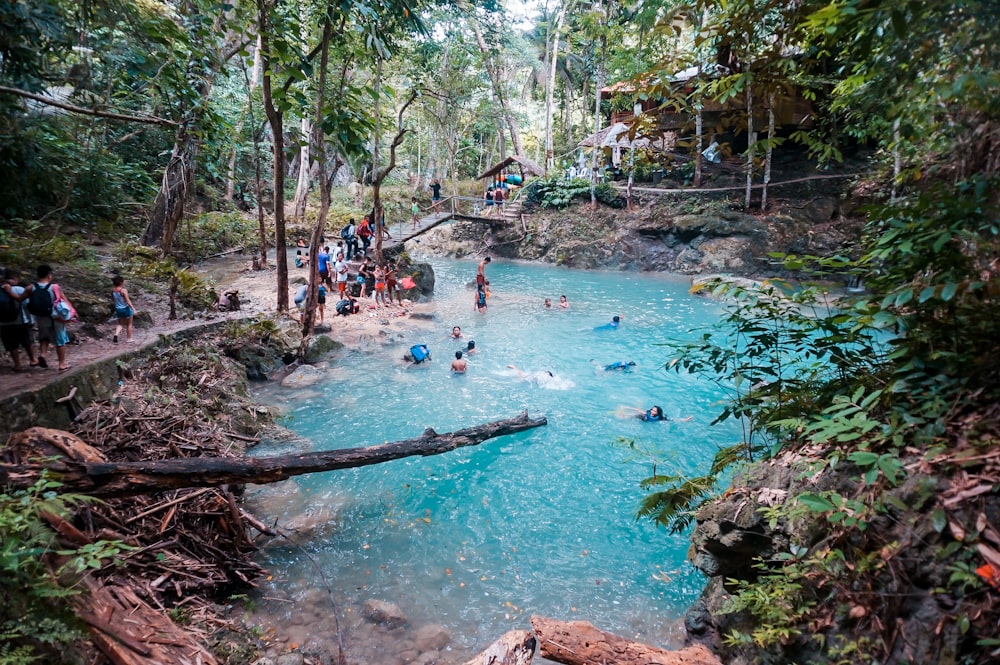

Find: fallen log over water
[531,616,722,665]
[0,412,547,497]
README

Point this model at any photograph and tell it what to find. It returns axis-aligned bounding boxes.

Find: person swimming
[594,315,621,331]
[639,405,667,422]
[604,360,636,372]
[618,405,693,422]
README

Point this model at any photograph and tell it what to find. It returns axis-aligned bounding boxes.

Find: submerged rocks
[362,599,408,629]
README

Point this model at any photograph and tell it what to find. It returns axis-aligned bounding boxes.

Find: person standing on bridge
[411,197,420,229]
[493,184,504,216]
[429,178,442,213]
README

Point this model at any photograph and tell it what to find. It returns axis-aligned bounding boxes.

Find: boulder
[362,599,408,629]
[304,334,339,362]
[412,624,451,651]
[280,364,324,388]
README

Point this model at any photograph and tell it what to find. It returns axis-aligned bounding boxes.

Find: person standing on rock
[334,252,349,298]
[111,275,136,344]
[385,261,402,306]
[1,268,38,372]
[429,178,442,213]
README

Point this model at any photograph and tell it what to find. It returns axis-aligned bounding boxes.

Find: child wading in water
[111,275,136,343]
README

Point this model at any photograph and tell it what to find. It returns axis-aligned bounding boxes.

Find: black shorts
[1,323,32,352]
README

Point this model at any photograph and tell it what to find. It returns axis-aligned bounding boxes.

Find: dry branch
[463,630,536,665]
[1,413,547,497]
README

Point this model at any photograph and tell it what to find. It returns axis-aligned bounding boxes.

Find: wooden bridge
[380,194,523,253]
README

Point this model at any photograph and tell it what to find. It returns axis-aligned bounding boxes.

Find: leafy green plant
[522,175,623,209]
[0,477,130,664]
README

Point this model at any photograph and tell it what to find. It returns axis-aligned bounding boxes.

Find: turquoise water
[249,258,740,658]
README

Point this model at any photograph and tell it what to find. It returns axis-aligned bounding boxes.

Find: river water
[246,257,739,662]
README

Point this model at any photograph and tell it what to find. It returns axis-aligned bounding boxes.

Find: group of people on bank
[1,264,137,374]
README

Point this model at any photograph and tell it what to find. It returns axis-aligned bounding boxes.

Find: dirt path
[1,257,436,402]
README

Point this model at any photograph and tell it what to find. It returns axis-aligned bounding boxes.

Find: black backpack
[0,288,19,323]
[340,224,353,240]
[27,283,53,317]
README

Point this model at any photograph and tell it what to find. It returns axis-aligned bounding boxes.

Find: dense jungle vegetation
[1,0,998,663]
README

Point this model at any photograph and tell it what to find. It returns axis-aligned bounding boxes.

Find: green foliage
[0,477,129,664]
[522,175,623,209]
[116,243,217,311]
[169,212,261,263]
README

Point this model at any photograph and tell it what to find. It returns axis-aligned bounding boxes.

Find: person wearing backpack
[341,219,358,260]
[1,268,38,372]
[22,264,70,372]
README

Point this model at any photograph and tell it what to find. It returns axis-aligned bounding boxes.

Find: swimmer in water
[619,405,693,422]
[506,364,574,390]
[594,315,621,331]
[604,360,636,372]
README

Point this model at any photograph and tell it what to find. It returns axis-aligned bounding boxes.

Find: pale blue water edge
[248,258,742,658]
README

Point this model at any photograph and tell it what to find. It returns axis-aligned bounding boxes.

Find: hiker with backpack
[340,219,357,260]
[22,264,73,372]
[0,268,38,372]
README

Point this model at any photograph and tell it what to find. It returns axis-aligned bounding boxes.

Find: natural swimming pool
[247,257,741,662]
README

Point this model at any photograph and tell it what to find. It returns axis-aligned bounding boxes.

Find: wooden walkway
[379,196,520,253]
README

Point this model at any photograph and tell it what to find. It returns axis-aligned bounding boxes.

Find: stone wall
[0,322,232,438]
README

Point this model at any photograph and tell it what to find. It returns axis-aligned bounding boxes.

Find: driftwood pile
[64,349,269,606]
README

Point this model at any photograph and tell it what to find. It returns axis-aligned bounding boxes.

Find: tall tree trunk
[762,92,775,212]
[544,5,566,174]
[300,17,332,348]
[744,76,754,211]
[472,21,523,157]
[589,5,606,207]
[142,125,195,252]
[292,116,312,221]
[258,0,289,311]
[372,56,386,262]
[290,1,313,222]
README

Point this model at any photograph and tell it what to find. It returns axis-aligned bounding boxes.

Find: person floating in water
[450,326,463,339]
[604,360,636,372]
[466,340,477,355]
[558,295,569,309]
[594,315,621,331]
[544,298,552,308]
[619,405,693,422]
[506,364,575,390]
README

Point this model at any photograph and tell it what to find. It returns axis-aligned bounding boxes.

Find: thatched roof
[476,155,545,180]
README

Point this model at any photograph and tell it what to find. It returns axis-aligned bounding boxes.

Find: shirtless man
[451,351,467,373]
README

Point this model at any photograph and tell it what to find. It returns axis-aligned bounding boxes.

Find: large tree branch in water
[0,413,547,498]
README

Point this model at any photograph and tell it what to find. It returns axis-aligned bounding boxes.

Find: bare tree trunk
[744,77,755,211]
[1,414,547,497]
[762,93,775,211]
[142,125,195,252]
[292,116,312,221]
[589,8,606,206]
[472,21,523,156]
[258,0,289,311]
[544,5,565,174]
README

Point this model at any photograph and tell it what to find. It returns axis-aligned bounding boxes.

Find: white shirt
[335,259,349,283]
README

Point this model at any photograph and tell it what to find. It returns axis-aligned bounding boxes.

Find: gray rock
[281,364,324,388]
[412,624,451,651]
[304,334,339,362]
[362,599,408,629]
[275,654,305,665]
